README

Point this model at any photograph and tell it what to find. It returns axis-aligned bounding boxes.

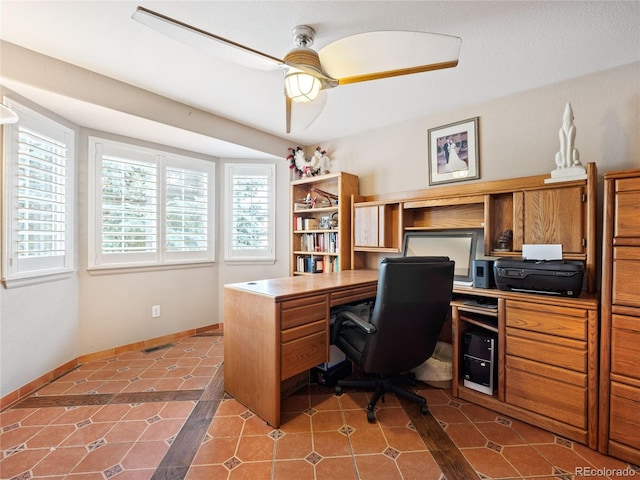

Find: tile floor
[1,333,638,480]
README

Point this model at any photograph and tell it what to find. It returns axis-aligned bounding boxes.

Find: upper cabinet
[353,201,402,251]
[290,172,359,276]
[352,162,597,293]
[520,186,586,254]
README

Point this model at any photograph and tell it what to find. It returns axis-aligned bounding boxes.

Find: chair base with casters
[335,371,428,423]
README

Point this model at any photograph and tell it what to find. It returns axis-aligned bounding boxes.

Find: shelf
[293,206,339,214]
[459,313,499,333]
[294,229,339,234]
[293,251,339,256]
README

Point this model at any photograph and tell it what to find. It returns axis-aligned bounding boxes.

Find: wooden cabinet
[353,201,402,251]
[599,169,640,465]
[290,172,358,275]
[504,298,597,446]
[518,186,587,254]
[452,291,599,448]
[451,290,598,448]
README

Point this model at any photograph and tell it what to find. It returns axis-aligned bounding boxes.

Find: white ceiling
[1,1,639,159]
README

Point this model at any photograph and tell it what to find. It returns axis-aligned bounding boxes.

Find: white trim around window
[1,99,75,288]
[224,162,276,263]
[88,137,215,271]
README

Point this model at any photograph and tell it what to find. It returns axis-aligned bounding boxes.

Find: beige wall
[327,62,640,196]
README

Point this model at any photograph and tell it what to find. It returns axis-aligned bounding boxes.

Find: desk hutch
[351,162,600,448]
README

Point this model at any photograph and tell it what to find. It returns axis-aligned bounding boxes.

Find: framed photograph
[428,117,479,186]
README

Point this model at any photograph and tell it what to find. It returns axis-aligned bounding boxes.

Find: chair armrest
[331,310,377,344]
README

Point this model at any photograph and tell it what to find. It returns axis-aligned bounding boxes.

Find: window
[224,163,275,262]
[89,137,214,269]
[1,99,75,287]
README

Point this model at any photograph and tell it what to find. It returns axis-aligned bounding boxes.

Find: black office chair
[332,256,454,423]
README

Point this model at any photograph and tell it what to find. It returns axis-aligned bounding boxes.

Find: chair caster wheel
[367,410,376,423]
[335,386,343,396]
[420,405,428,415]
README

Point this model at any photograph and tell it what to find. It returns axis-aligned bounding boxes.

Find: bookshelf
[290,172,359,275]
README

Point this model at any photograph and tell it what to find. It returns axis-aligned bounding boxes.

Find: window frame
[1,99,75,288]
[224,162,276,263]
[88,137,215,271]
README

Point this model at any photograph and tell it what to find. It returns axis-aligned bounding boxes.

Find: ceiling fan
[132,6,462,134]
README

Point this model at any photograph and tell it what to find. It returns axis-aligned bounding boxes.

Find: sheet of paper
[522,244,563,261]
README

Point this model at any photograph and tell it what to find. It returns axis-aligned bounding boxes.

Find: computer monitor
[402,230,478,286]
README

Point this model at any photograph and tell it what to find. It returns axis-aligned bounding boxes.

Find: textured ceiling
[1,1,639,158]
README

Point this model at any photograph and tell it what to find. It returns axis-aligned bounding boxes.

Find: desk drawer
[281,320,324,344]
[612,247,640,308]
[506,299,587,340]
[506,328,586,372]
[609,381,640,451]
[330,284,377,306]
[611,314,640,381]
[280,295,327,330]
[281,331,326,380]
[506,359,587,429]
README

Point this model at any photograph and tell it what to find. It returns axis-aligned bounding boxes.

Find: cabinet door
[523,187,585,254]
[354,204,380,248]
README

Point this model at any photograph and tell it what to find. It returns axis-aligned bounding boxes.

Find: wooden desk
[223,270,378,427]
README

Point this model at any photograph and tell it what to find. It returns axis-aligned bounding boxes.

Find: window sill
[2,269,75,289]
[87,260,215,276]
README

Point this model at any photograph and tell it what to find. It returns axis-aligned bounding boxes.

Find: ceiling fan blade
[132,6,284,70]
[287,90,328,133]
[319,31,461,85]
[285,96,292,134]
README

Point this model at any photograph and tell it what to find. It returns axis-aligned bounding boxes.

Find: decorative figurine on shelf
[496,229,513,252]
[545,103,587,184]
[287,146,322,178]
[314,147,331,175]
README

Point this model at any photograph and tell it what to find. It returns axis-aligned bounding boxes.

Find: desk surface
[225,269,379,300]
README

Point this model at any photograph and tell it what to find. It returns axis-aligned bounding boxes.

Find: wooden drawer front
[506,364,587,429]
[612,247,640,308]
[614,185,640,238]
[330,285,377,306]
[611,314,640,380]
[506,300,587,340]
[506,328,586,372]
[506,355,587,388]
[609,381,640,450]
[281,320,324,344]
[280,295,327,330]
[281,331,326,380]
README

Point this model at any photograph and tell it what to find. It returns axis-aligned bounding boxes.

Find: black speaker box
[473,259,495,289]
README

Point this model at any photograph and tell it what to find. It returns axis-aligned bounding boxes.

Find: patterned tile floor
[1,333,638,480]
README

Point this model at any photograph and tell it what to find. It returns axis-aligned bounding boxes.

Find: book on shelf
[295,255,338,274]
[299,232,339,253]
[304,218,319,230]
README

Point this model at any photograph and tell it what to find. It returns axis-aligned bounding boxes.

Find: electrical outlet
[152,305,160,318]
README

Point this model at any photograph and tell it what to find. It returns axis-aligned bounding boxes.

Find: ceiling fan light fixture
[285,71,322,103]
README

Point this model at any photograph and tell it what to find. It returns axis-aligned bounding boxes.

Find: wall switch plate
[152,305,160,318]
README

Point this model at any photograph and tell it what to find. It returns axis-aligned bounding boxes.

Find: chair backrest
[360,256,455,375]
